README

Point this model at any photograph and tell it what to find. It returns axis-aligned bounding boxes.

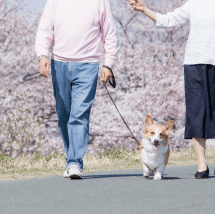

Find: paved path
[1,164,215,214]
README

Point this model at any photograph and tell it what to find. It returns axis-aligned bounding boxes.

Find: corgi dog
[140,115,174,180]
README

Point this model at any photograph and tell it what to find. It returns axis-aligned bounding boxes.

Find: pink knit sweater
[35,0,119,68]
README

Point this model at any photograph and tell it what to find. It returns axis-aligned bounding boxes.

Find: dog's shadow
[146,176,182,180]
[80,173,182,180]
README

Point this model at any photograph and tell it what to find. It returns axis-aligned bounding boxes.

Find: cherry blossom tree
[89,0,191,153]
[0,0,60,156]
[2,0,213,157]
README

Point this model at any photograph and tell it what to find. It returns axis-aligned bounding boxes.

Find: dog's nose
[154,139,159,144]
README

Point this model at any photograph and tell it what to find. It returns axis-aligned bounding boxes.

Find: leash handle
[103,82,139,145]
[109,76,116,88]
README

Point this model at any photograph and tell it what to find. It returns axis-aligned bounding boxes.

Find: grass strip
[0,146,215,181]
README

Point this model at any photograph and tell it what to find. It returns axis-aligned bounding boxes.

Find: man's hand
[127,0,145,12]
[102,67,113,83]
[39,56,50,78]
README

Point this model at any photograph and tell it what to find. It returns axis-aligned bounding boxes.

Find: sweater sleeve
[35,0,54,58]
[101,0,119,68]
[156,0,190,28]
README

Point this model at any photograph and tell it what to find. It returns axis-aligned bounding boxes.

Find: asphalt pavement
[1,163,215,214]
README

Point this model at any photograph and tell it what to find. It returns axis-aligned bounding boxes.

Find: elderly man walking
[35,0,119,179]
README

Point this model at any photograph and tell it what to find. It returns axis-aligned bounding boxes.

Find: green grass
[0,147,215,181]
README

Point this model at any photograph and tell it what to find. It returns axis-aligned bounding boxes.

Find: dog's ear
[145,115,153,127]
[163,120,174,135]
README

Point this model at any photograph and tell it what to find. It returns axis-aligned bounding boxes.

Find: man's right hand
[39,56,50,78]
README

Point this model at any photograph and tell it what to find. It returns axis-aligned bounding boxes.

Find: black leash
[103,75,139,145]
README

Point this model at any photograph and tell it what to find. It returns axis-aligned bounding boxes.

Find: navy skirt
[184,64,215,139]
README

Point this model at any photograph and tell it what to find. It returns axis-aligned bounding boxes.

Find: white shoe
[63,170,70,178]
[68,168,83,179]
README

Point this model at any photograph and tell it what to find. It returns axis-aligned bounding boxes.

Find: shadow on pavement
[188,174,215,179]
[81,174,182,180]
[162,177,183,180]
[143,176,182,180]
[82,174,143,179]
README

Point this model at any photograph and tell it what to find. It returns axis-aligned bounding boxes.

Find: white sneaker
[68,168,83,179]
[63,170,70,178]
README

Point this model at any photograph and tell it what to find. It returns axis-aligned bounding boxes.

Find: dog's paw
[143,172,150,178]
[153,172,163,180]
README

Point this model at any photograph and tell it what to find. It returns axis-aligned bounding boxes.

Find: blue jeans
[51,59,99,172]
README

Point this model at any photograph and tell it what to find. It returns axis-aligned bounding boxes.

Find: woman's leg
[193,137,207,172]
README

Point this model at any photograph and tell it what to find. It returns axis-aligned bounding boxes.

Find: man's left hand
[102,67,112,83]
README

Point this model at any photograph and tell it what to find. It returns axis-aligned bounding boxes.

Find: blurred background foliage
[1,0,213,158]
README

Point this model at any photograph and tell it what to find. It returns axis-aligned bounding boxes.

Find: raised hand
[126,0,156,22]
[127,0,145,12]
